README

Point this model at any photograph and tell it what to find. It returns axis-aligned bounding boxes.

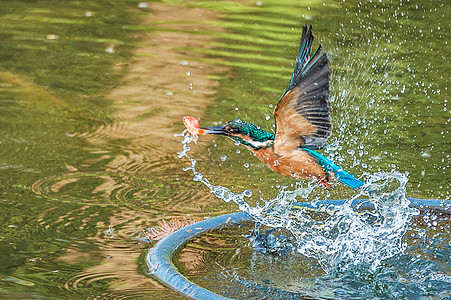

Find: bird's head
[202,119,274,150]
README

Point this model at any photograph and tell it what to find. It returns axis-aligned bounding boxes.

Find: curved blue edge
[292,198,451,211]
[146,199,450,299]
[146,211,252,300]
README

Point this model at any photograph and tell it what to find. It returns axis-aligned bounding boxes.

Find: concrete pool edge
[146,199,450,299]
[292,198,451,211]
[146,211,251,300]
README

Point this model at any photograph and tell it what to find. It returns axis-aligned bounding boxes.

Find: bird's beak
[200,125,228,135]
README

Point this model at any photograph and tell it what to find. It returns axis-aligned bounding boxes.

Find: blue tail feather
[303,148,364,189]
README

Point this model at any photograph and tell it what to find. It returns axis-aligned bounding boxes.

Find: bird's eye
[232,127,240,133]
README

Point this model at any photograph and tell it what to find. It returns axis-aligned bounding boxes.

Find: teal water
[0,0,449,298]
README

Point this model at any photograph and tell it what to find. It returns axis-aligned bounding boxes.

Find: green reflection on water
[0,0,449,298]
[0,0,143,297]
[0,0,136,118]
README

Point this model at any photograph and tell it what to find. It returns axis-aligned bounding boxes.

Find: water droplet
[421,151,430,158]
[186,71,190,76]
[105,45,115,53]
[244,163,249,168]
[265,114,270,120]
[220,155,227,162]
[236,149,240,154]
[193,172,203,182]
[138,2,149,8]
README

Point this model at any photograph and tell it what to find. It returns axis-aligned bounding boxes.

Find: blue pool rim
[146,199,450,300]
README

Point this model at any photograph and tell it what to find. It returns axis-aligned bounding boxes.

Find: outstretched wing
[274,25,331,154]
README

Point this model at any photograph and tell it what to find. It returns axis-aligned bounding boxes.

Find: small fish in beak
[182,116,229,143]
[182,116,205,136]
[183,116,228,135]
[182,116,206,143]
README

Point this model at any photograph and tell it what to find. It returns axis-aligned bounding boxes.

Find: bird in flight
[183,25,363,189]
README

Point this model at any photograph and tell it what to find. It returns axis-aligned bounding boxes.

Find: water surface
[0,0,449,298]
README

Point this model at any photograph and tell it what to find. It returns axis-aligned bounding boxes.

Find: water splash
[292,172,418,273]
[177,132,418,273]
[176,132,254,213]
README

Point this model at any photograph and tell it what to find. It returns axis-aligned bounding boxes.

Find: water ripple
[31,171,213,211]
[32,172,170,206]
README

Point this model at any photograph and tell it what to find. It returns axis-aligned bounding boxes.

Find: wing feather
[274,25,331,153]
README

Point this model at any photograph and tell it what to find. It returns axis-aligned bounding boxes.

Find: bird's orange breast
[252,147,331,188]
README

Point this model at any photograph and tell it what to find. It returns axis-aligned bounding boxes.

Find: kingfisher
[183,25,363,189]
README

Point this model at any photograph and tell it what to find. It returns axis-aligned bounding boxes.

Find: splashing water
[176,132,418,273]
[291,172,418,273]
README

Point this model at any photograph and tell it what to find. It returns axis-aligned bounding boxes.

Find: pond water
[0,0,449,298]
[176,208,450,299]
